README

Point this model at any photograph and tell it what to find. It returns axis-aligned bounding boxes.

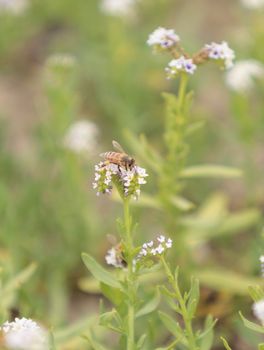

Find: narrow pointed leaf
[239,311,264,334]
[181,165,242,178]
[136,289,160,318]
[82,253,121,289]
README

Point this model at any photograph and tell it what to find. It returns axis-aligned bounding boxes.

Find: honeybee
[100,140,135,170]
[107,234,127,268]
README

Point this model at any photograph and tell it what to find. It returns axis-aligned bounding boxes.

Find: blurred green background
[0,0,264,349]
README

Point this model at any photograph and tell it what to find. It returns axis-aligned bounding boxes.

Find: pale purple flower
[165,56,197,79]
[147,27,180,52]
[205,41,235,69]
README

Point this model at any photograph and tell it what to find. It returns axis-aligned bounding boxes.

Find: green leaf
[137,334,147,349]
[83,330,108,350]
[259,344,264,350]
[136,289,160,318]
[239,311,264,334]
[181,165,242,178]
[248,285,264,302]
[82,253,121,289]
[54,315,97,344]
[170,195,195,211]
[158,312,187,346]
[196,269,264,295]
[99,309,123,334]
[199,315,216,350]
[187,278,200,318]
[220,337,232,350]
[0,263,37,308]
[100,283,124,306]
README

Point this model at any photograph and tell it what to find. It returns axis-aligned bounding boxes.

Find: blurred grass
[0,0,263,348]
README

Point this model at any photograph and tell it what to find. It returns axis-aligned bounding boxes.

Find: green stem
[178,73,188,111]
[123,198,135,350]
[161,256,197,350]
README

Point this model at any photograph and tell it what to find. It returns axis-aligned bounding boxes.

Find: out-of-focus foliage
[0,0,263,349]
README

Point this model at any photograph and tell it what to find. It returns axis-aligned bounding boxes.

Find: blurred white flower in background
[241,0,264,9]
[46,53,76,69]
[1,317,48,350]
[100,0,135,16]
[64,119,99,154]
[0,0,27,14]
[225,59,264,92]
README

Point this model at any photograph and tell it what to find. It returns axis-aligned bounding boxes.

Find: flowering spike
[137,235,173,260]
[93,160,148,200]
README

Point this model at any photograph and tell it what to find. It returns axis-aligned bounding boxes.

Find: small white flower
[147,241,153,247]
[1,317,48,350]
[241,0,264,8]
[157,235,165,243]
[100,0,135,16]
[205,41,235,69]
[166,238,172,248]
[64,119,99,154]
[156,244,164,254]
[165,56,197,78]
[225,60,264,92]
[147,27,180,51]
[0,0,27,14]
[253,299,264,324]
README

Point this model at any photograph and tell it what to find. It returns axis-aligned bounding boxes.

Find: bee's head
[128,157,135,170]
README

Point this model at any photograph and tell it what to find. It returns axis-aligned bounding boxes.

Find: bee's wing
[99,152,107,158]
[112,140,126,153]
[106,234,117,245]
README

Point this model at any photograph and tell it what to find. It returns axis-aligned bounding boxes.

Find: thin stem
[161,256,197,350]
[123,198,135,350]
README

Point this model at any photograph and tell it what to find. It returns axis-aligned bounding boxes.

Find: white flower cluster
[122,166,148,199]
[0,0,27,14]
[253,299,264,325]
[205,41,235,69]
[64,120,99,154]
[241,0,264,9]
[93,162,116,195]
[100,0,135,16]
[165,56,197,78]
[93,162,148,199]
[1,317,48,350]
[105,246,126,268]
[225,60,264,92]
[147,27,235,79]
[138,235,172,259]
[147,27,180,52]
